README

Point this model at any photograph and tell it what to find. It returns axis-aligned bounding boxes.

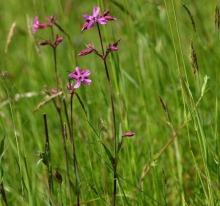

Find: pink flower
[39,40,51,46]
[107,39,120,51]
[38,35,63,48]
[122,132,135,137]
[81,6,107,31]
[68,67,92,89]
[50,89,58,94]
[100,10,116,21]
[66,83,74,94]
[53,35,63,47]
[32,16,49,33]
[78,44,95,56]
[46,15,56,25]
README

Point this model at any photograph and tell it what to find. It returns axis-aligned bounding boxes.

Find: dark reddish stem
[96,23,117,206]
[70,93,80,206]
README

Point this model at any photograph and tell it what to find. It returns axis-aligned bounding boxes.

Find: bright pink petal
[50,89,58,94]
[105,16,116,21]
[87,21,95,29]
[93,6,100,17]
[69,73,76,79]
[81,22,89,31]
[97,17,107,24]
[82,70,91,77]
[74,80,81,89]
[122,132,135,137]
[33,17,39,32]
[83,79,92,85]
[34,16,39,23]
[75,67,81,75]
[82,14,92,21]
[78,48,93,56]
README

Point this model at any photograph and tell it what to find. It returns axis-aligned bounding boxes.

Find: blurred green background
[0,0,219,205]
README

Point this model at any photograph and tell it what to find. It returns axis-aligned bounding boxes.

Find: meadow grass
[0,0,220,205]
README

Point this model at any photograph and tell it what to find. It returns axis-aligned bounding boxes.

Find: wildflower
[107,39,120,51]
[46,15,56,25]
[32,16,49,33]
[53,35,63,48]
[100,10,116,21]
[66,82,74,94]
[122,132,135,137]
[39,40,51,46]
[78,44,95,56]
[38,36,63,48]
[81,6,107,31]
[69,67,91,89]
[50,89,58,94]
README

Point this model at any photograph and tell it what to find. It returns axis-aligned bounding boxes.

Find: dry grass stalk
[4,22,16,53]
[190,39,199,74]
[215,5,220,31]
[182,3,197,34]
[33,91,63,112]
[158,94,171,123]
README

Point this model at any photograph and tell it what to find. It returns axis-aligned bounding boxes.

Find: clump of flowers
[32,16,63,48]
[81,6,116,31]
[78,6,134,206]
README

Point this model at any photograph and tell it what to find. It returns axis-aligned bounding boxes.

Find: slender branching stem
[43,114,53,197]
[70,93,80,206]
[53,47,59,93]
[97,23,105,56]
[52,46,70,197]
[96,23,117,206]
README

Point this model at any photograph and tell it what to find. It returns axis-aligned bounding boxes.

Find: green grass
[0,0,220,205]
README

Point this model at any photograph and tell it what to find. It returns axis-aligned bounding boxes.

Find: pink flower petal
[82,70,91,77]
[74,80,81,89]
[50,89,58,94]
[122,132,135,137]
[83,79,92,85]
[82,14,92,21]
[93,6,100,17]
[87,21,95,29]
[97,17,107,24]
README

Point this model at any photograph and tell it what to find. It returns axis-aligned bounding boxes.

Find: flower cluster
[78,6,120,60]
[33,15,56,33]
[32,15,63,48]
[81,6,116,31]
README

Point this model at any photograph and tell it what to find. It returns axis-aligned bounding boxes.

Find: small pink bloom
[69,66,92,89]
[122,132,135,137]
[66,83,74,94]
[100,10,116,21]
[78,44,95,56]
[32,16,49,33]
[53,35,63,47]
[107,39,120,51]
[81,22,90,31]
[39,40,51,46]
[100,10,110,17]
[104,16,117,21]
[50,89,58,94]
[81,6,107,31]
[46,15,56,25]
